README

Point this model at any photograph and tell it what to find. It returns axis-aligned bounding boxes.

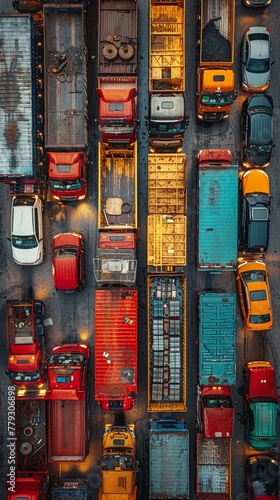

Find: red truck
[96,0,138,148]
[6,299,46,387]
[6,391,48,500]
[196,385,234,438]
[93,231,137,286]
[95,288,138,411]
[47,343,90,462]
[44,4,88,201]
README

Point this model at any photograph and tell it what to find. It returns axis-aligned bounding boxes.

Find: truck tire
[103,43,118,61]
[119,43,134,61]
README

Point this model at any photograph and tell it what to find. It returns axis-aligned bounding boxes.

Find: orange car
[236,260,273,330]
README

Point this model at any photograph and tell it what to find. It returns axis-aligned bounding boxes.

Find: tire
[118,43,134,61]
[102,43,118,61]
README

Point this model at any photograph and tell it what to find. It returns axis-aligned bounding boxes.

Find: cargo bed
[43,4,87,150]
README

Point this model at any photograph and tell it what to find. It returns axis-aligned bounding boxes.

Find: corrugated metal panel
[149,424,189,498]
[147,214,186,271]
[199,292,236,386]
[148,276,187,411]
[0,15,39,177]
[198,164,238,269]
[94,289,138,401]
[44,5,87,149]
[196,435,231,498]
[148,153,186,214]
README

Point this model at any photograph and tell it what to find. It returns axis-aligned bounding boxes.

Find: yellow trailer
[148,153,186,214]
[147,276,187,412]
[147,214,186,273]
[149,0,185,92]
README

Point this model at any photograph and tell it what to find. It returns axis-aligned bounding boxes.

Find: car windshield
[54,247,78,258]
[249,313,270,324]
[101,454,135,471]
[49,353,84,366]
[203,396,233,408]
[248,144,272,152]
[9,370,40,382]
[241,271,266,283]
[50,179,82,190]
[201,92,233,106]
[247,57,269,73]
[12,235,38,249]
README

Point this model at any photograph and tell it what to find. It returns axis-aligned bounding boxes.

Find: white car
[11,195,44,265]
[241,27,273,92]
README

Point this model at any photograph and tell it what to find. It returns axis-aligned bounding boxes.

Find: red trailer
[94,288,138,411]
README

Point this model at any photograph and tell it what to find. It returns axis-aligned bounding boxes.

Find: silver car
[241,27,273,92]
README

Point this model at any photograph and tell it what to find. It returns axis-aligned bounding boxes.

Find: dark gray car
[241,93,274,168]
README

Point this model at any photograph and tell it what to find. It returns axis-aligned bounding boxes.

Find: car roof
[249,38,270,60]
[12,204,34,236]
[249,112,272,144]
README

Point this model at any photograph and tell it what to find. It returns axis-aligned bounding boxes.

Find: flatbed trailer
[43,4,87,151]
[148,276,187,412]
[98,142,137,230]
[147,214,186,273]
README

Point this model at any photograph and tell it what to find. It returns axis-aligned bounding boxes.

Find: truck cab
[98,424,137,500]
[7,472,49,500]
[6,299,46,386]
[48,343,89,394]
[196,385,234,438]
[96,87,138,148]
[148,94,188,152]
[196,68,236,121]
[47,152,87,202]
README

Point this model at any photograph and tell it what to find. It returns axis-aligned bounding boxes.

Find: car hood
[244,150,271,168]
[12,245,42,265]
[244,69,270,90]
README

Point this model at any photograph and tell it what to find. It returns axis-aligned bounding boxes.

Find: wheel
[102,43,118,61]
[118,43,134,61]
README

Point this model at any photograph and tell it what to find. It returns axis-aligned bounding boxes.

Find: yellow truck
[98,423,137,499]
[148,0,188,152]
[196,0,236,122]
[98,142,138,230]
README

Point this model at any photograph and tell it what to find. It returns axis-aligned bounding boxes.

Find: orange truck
[6,299,46,388]
[43,4,88,201]
[47,343,90,462]
[196,0,236,122]
[96,0,138,148]
[98,421,137,499]
[95,288,138,411]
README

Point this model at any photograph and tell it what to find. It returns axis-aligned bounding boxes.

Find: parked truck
[98,142,138,230]
[96,0,138,148]
[6,299,45,387]
[6,394,48,500]
[95,288,138,411]
[148,276,187,412]
[93,231,137,286]
[196,0,236,121]
[43,4,88,201]
[47,343,90,462]
[98,422,137,499]
[149,418,189,499]
[0,14,43,194]
[198,291,236,387]
[148,0,188,152]
[197,149,238,270]
[196,433,231,499]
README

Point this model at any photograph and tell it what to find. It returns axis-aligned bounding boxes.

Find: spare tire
[102,43,118,61]
[118,43,134,61]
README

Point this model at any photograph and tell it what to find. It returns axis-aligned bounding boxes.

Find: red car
[196,385,234,438]
[246,455,279,499]
[51,232,85,292]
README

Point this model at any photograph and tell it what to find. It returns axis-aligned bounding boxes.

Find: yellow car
[236,260,273,330]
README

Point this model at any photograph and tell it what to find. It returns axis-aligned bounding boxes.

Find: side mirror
[7,237,11,242]
[271,60,275,66]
